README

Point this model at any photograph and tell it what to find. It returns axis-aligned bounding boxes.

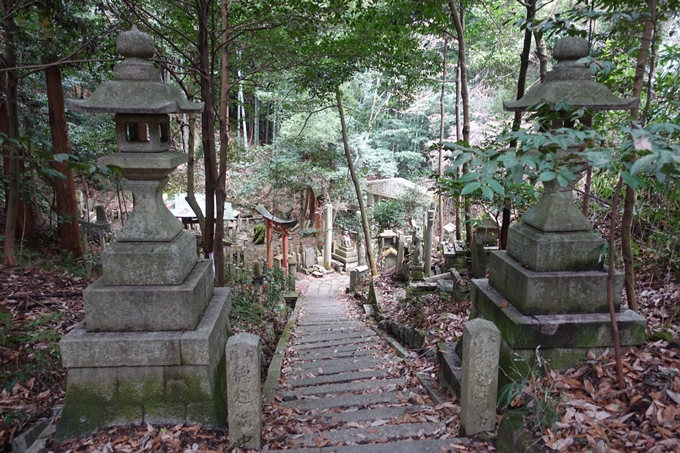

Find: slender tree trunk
[454,61,461,241]
[608,176,626,390]
[501,1,536,250]
[2,0,19,266]
[336,88,377,276]
[534,30,548,83]
[448,0,472,248]
[622,0,656,313]
[215,0,230,287]
[254,96,260,147]
[438,39,447,240]
[45,65,83,259]
[15,158,36,245]
[1,71,8,209]
[198,0,217,261]
[186,112,205,233]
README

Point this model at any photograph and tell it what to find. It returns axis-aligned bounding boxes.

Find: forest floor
[1,231,679,452]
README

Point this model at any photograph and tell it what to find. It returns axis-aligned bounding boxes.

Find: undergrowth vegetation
[227,266,290,366]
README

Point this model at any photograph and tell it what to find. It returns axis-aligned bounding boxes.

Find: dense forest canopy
[0,0,678,277]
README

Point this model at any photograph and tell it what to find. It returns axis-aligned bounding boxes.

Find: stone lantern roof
[503,36,638,112]
[67,25,203,114]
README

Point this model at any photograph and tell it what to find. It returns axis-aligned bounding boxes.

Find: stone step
[301,311,349,316]
[286,421,446,449]
[273,437,469,453]
[306,405,430,423]
[297,317,358,323]
[288,370,387,388]
[282,378,403,400]
[296,324,364,333]
[280,391,408,411]
[436,343,462,399]
[291,348,381,362]
[290,358,382,377]
[299,317,350,324]
[298,317,353,323]
[296,320,362,328]
[293,331,376,344]
[293,343,379,356]
[292,335,380,351]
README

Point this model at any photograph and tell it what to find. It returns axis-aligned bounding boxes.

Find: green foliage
[228,266,288,344]
[499,348,562,436]
[371,199,403,230]
[252,223,266,245]
[371,188,429,231]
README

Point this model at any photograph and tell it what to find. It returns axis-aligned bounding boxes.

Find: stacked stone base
[470,278,645,387]
[56,288,231,440]
[331,245,358,270]
[410,264,425,281]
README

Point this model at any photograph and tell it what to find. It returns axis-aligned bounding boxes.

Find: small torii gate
[256,205,298,274]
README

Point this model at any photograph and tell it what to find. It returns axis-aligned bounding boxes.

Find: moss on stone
[117,369,164,404]
[55,399,143,441]
[496,410,542,453]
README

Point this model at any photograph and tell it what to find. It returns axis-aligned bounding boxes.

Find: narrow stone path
[265,274,468,452]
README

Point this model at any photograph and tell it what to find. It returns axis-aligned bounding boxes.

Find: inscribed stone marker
[226,333,262,449]
[460,318,500,436]
[304,247,315,268]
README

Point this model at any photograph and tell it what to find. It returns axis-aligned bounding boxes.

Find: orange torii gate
[255,205,298,274]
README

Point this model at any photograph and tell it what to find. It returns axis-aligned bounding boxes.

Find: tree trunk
[2,0,19,266]
[534,30,548,83]
[215,0,230,287]
[454,61,461,241]
[438,39,447,241]
[501,1,536,250]
[448,0,472,248]
[607,176,626,390]
[46,65,83,259]
[198,0,217,262]
[335,88,377,276]
[254,96,260,147]
[186,112,205,233]
[15,158,36,246]
[622,0,656,313]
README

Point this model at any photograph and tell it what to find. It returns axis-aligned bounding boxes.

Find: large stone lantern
[57,26,231,439]
[441,37,646,390]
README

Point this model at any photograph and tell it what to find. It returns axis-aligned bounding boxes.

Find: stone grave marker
[226,333,262,449]
[470,234,487,278]
[304,247,316,268]
[349,269,358,292]
[424,203,435,277]
[395,239,405,275]
[460,318,500,436]
[410,230,425,281]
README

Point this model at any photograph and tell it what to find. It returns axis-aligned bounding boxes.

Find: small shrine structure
[256,205,297,274]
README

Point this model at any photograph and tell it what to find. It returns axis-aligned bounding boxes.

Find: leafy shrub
[252,223,266,244]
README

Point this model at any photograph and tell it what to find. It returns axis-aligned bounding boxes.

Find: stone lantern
[57,26,231,439]
[439,37,646,392]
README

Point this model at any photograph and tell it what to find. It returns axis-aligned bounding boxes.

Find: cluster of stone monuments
[54,26,646,446]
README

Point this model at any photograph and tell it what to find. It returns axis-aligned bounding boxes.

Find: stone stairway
[265,274,469,452]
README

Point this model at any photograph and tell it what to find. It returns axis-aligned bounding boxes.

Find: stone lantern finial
[116,24,155,59]
[503,36,639,112]
[66,25,203,114]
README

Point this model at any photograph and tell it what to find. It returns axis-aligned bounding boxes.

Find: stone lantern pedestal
[56,26,230,439]
[439,37,645,391]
